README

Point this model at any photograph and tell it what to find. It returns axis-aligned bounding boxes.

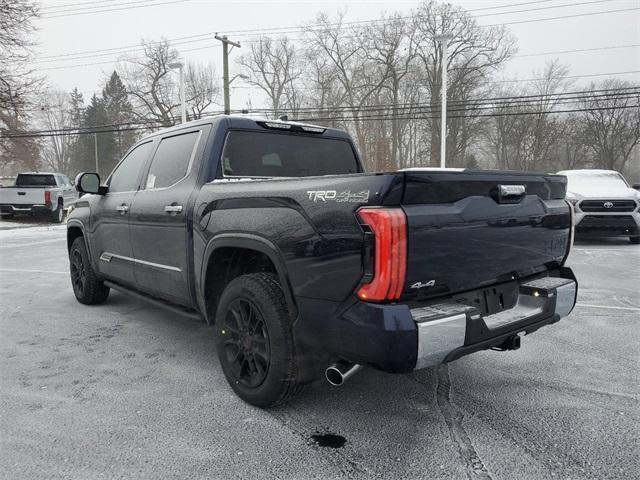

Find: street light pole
[215,34,241,115]
[94,133,99,174]
[435,34,453,169]
[169,61,186,123]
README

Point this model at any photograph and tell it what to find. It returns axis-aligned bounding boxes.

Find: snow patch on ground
[0,222,66,243]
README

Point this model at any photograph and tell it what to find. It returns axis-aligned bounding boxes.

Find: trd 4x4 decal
[306,190,370,203]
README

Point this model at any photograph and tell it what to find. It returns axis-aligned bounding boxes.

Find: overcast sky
[33,0,640,110]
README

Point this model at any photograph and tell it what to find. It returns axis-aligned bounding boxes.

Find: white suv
[558,169,640,244]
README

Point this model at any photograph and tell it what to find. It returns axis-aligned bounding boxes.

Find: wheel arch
[200,233,298,325]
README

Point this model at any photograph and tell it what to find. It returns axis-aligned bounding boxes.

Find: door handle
[164,205,183,214]
[116,204,129,214]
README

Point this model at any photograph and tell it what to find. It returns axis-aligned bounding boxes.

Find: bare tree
[38,90,75,175]
[412,0,516,166]
[0,0,41,174]
[579,79,640,172]
[482,61,575,171]
[363,13,417,169]
[304,12,392,168]
[237,36,303,116]
[119,39,180,126]
[184,62,221,119]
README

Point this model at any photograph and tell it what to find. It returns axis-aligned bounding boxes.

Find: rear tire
[630,236,640,245]
[51,203,64,223]
[69,237,110,305]
[214,273,304,407]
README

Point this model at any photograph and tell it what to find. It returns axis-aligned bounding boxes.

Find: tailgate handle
[496,184,526,204]
[17,192,26,196]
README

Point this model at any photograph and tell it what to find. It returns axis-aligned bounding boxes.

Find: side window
[109,141,153,193]
[144,131,200,189]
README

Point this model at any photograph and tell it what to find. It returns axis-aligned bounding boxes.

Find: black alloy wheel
[69,237,110,305]
[222,298,271,388]
[214,273,304,407]
[70,248,86,297]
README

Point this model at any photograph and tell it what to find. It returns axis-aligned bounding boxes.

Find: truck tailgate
[0,187,47,206]
[400,171,571,301]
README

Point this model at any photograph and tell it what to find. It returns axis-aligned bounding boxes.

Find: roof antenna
[279,114,288,121]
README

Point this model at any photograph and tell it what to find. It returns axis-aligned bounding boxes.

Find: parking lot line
[0,239,64,248]
[575,303,640,312]
[0,268,68,275]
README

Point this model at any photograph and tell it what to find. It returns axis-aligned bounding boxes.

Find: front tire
[69,237,110,305]
[630,236,640,245]
[215,273,304,407]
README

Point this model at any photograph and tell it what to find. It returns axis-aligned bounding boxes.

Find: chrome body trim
[415,313,467,369]
[99,252,181,272]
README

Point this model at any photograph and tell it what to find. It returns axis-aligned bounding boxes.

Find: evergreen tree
[102,71,137,160]
[73,94,117,176]
[67,88,85,178]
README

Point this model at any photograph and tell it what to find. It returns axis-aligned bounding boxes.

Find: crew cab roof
[139,115,350,141]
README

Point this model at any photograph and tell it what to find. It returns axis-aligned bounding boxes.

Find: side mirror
[632,183,640,191]
[75,172,106,195]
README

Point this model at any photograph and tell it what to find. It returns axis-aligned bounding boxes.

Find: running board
[103,280,203,322]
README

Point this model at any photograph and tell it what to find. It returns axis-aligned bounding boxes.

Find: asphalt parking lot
[1,218,638,480]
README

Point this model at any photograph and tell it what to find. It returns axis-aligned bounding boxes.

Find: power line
[484,6,640,26]
[226,70,640,92]
[6,103,638,138]
[6,90,638,138]
[294,104,640,123]
[34,0,635,62]
[34,38,219,64]
[514,43,640,58]
[40,0,147,11]
[26,90,640,132]
[40,0,194,19]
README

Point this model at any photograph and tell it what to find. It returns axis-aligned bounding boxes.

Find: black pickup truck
[68,116,577,407]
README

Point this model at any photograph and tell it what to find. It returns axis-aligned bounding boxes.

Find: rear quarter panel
[193,173,402,304]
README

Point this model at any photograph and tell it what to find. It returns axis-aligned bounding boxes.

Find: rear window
[221,131,360,178]
[15,174,57,187]
[145,131,200,189]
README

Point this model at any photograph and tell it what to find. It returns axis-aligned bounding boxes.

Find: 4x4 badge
[411,280,436,289]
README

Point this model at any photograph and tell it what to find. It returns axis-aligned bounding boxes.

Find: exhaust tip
[325,367,344,386]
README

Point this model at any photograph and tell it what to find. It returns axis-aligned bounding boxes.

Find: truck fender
[199,233,298,324]
[66,220,96,270]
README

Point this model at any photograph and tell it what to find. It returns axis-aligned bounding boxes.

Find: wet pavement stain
[310,433,347,448]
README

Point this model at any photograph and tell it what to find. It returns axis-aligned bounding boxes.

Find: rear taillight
[44,191,51,204]
[356,207,407,302]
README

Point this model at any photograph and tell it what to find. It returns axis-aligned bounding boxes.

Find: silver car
[558,169,640,244]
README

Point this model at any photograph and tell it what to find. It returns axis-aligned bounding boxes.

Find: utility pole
[215,34,241,115]
[93,133,99,174]
[435,34,453,169]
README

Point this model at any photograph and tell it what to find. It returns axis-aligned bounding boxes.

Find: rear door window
[144,131,201,189]
[221,131,360,178]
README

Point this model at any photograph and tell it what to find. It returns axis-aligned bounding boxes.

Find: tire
[215,272,304,407]
[630,236,640,245]
[69,237,110,305]
[51,203,64,223]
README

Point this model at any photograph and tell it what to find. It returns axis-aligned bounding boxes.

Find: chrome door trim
[99,252,181,272]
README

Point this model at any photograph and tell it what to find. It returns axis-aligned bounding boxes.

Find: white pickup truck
[0,172,77,223]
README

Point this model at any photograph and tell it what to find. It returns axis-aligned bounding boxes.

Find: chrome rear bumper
[412,276,577,370]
